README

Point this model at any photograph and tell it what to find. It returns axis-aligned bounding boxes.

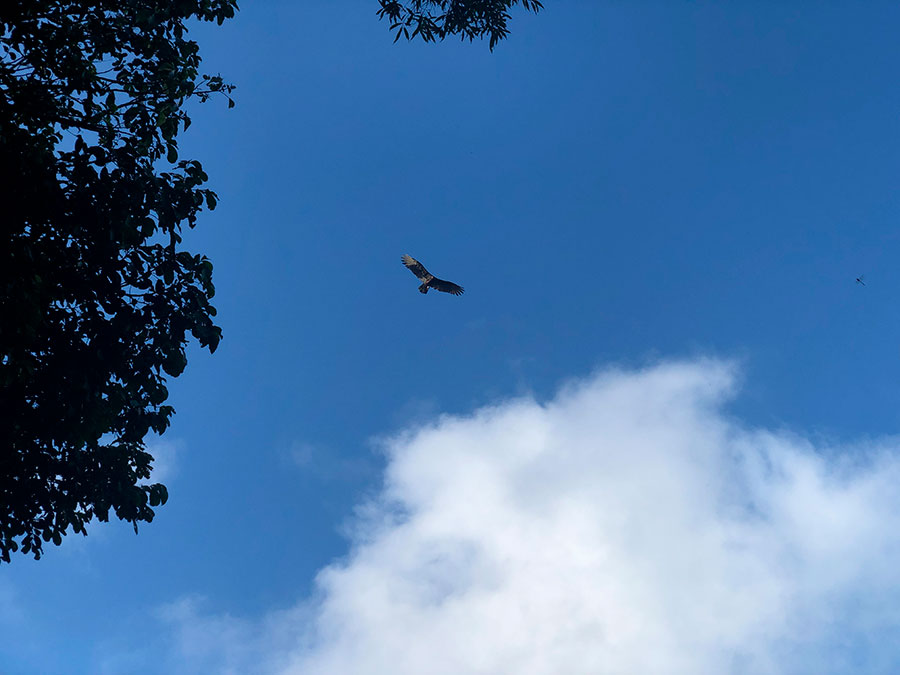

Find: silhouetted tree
[377,0,542,50]
[0,0,235,561]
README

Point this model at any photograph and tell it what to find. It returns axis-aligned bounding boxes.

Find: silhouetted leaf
[377,0,541,49]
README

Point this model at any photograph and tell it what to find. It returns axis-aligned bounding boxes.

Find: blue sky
[6,2,900,672]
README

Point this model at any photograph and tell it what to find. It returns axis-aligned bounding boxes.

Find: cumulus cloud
[146,438,181,484]
[285,440,377,484]
[166,359,900,674]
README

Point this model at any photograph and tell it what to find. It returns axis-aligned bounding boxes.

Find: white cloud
[164,359,900,674]
[145,438,181,484]
[284,440,378,484]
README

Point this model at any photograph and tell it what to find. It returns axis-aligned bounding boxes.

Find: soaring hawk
[401,255,464,296]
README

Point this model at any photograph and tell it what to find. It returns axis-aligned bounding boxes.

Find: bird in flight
[401,254,464,296]
[856,275,866,286]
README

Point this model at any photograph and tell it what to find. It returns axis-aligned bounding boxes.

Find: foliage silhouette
[0,0,235,561]
[377,0,543,50]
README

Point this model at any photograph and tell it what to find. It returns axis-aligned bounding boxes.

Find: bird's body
[401,254,464,296]
[857,275,866,286]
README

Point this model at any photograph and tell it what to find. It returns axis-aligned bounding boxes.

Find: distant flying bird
[856,275,866,286]
[401,254,464,296]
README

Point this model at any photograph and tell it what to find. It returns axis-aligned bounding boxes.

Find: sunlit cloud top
[164,360,900,675]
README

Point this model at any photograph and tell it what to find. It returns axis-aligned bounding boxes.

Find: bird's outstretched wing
[401,254,431,281]
[430,277,464,296]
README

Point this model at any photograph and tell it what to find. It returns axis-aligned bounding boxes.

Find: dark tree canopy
[377,0,542,50]
[0,0,235,561]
